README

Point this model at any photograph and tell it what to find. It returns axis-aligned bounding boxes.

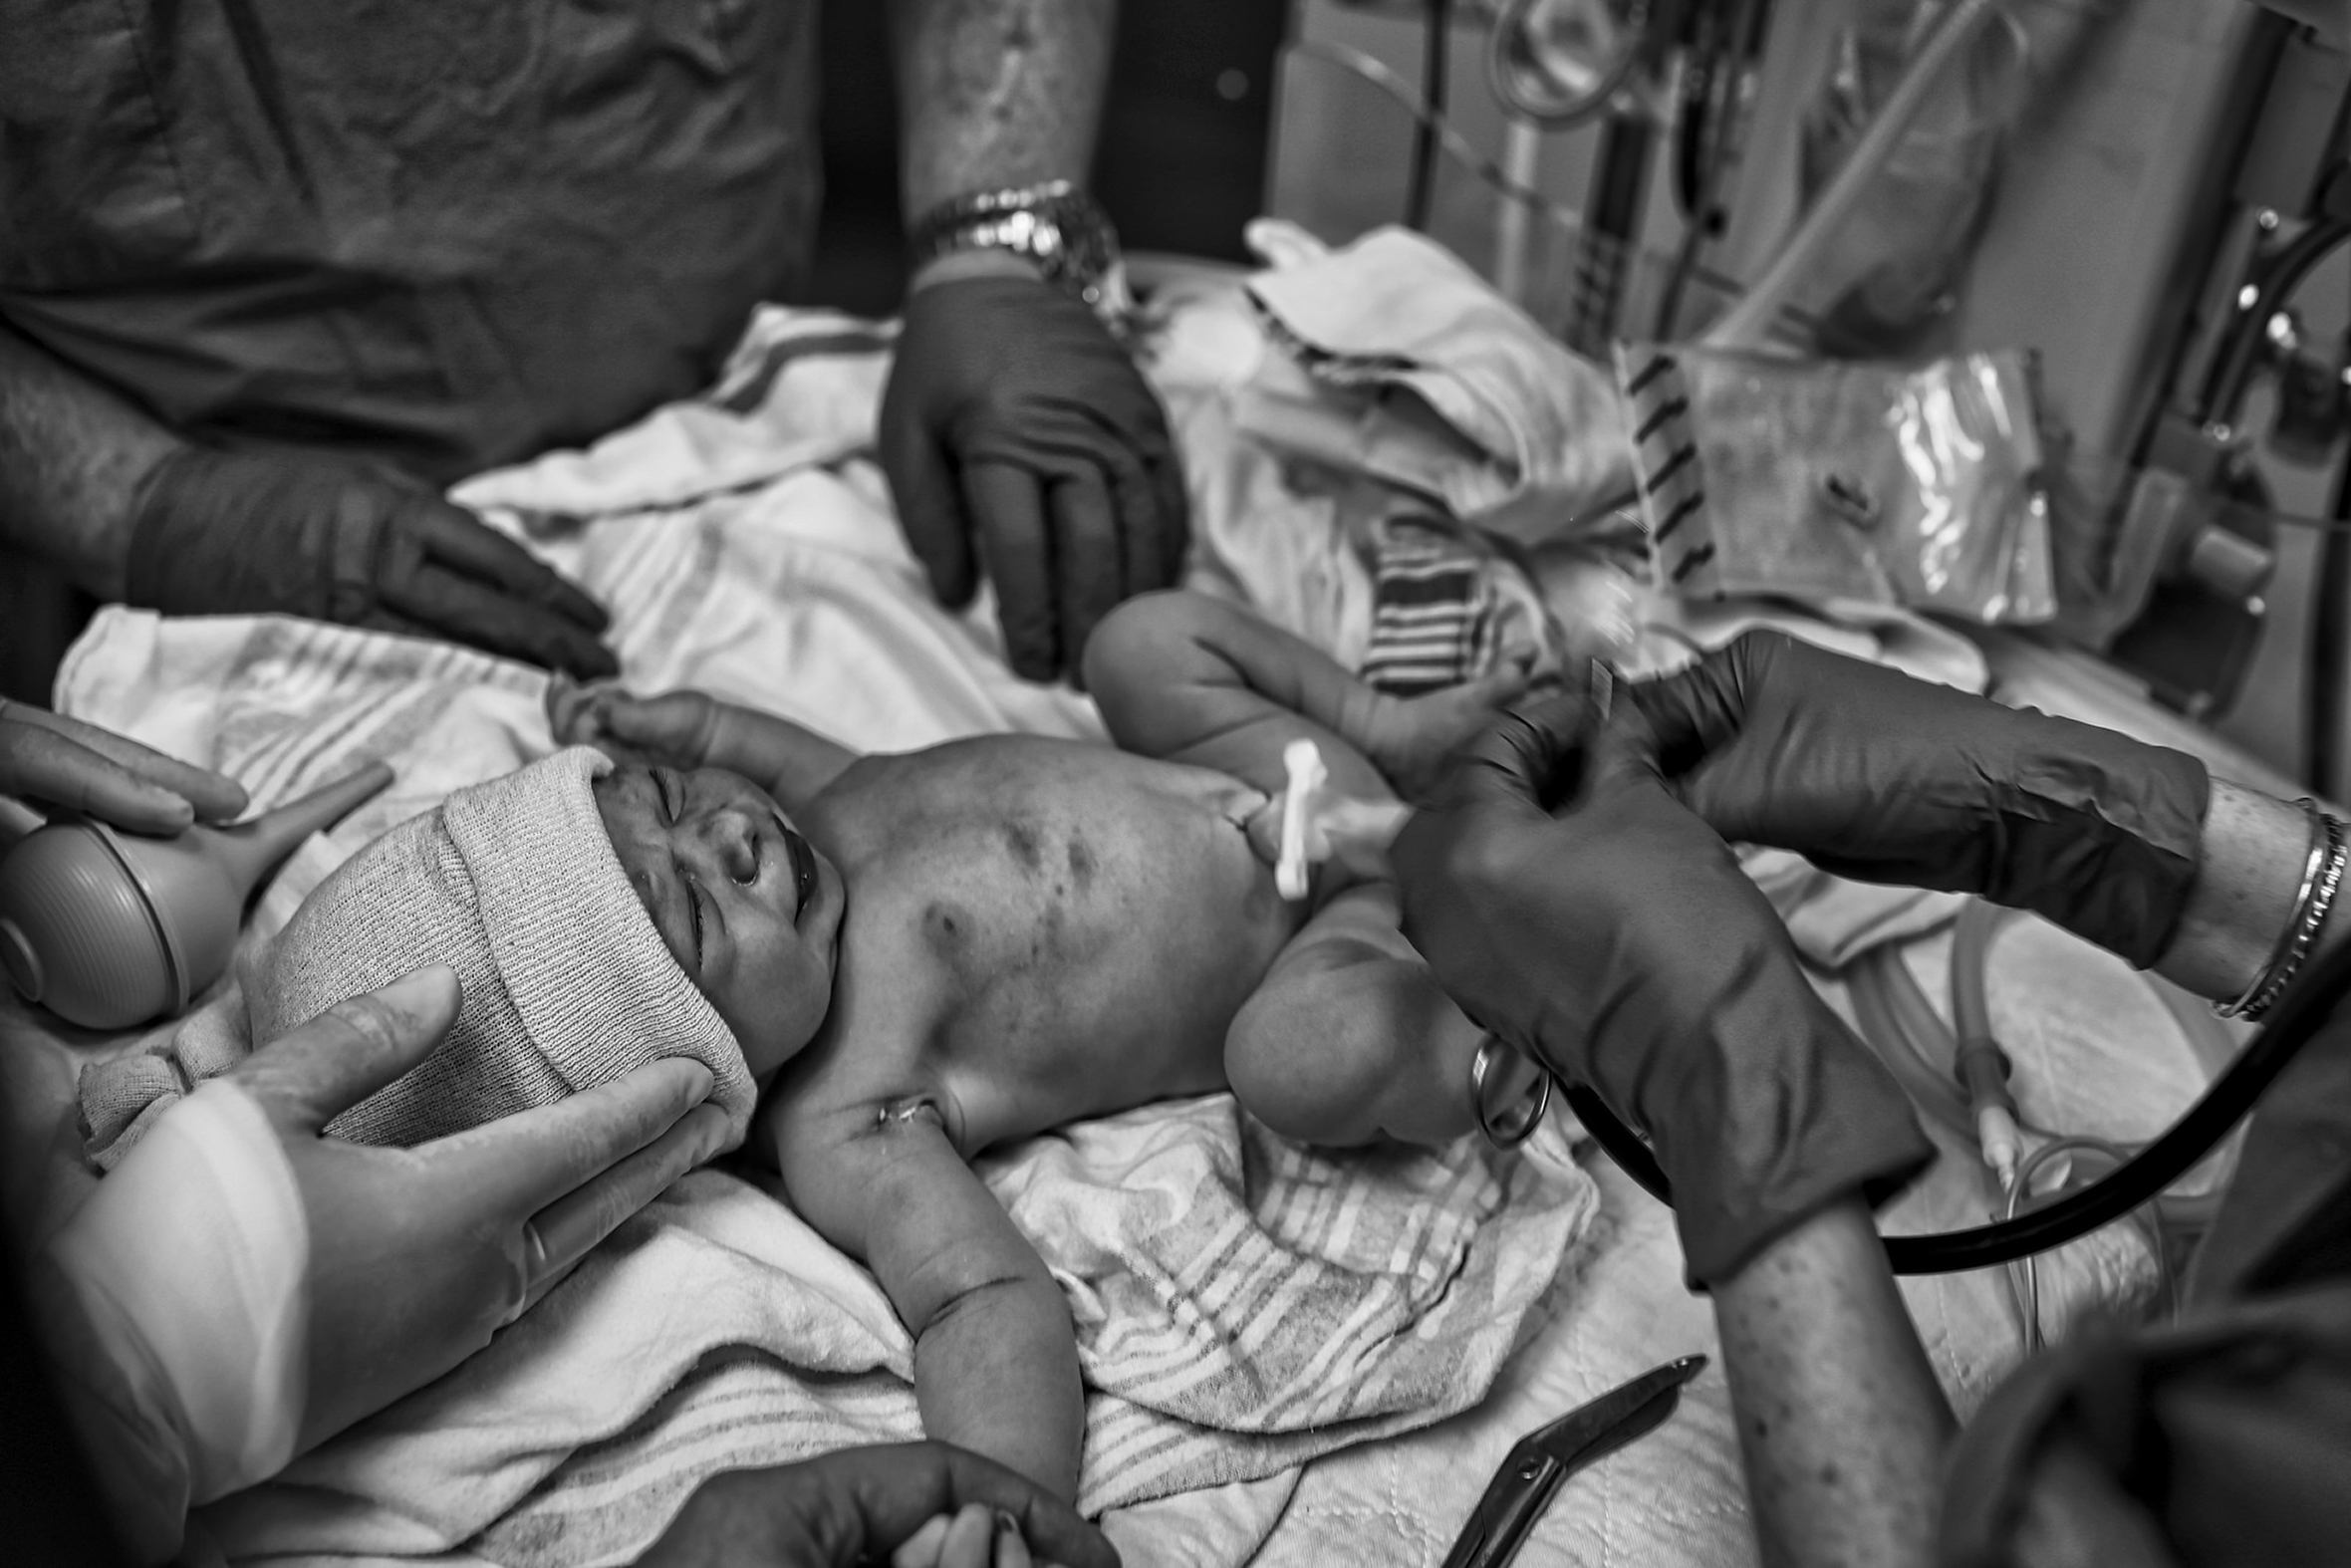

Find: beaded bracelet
[2217,798,2347,1021]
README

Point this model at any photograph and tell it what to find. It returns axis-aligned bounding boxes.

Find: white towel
[57,306,1599,1565]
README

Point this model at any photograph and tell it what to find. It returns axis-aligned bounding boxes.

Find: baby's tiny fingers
[893,1511,952,1568]
[937,1503,999,1568]
[994,1508,1034,1568]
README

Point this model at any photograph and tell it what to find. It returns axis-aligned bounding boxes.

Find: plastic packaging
[1614,341,2055,622]
[1786,0,2025,356]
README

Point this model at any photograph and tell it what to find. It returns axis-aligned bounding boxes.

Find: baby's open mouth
[779,816,818,918]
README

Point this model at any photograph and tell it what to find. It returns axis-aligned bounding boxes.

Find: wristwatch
[909,179,1129,315]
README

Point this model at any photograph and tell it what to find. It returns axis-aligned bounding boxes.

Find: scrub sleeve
[1940,943,2351,1568]
[0,0,821,486]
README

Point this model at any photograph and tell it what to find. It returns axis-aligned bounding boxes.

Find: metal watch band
[908,179,1125,312]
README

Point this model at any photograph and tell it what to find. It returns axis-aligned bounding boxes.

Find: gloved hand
[125,444,618,678]
[879,275,1188,682]
[641,1441,1119,1568]
[0,699,248,835]
[1390,694,1932,1286]
[1625,631,2212,968]
[226,964,726,1453]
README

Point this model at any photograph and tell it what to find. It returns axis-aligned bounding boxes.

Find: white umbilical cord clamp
[1276,739,1329,903]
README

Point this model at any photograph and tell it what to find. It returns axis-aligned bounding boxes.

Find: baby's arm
[546,676,858,814]
[1083,591,1533,802]
[770,1102,1084,1501]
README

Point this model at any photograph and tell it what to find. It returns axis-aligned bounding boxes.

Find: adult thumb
[1428,689,1594,818]
[229,965,463,1133]
[1585,700,1670,797]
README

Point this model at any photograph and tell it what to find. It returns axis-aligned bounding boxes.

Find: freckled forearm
[888,0,1117,224]
[1712,1201,1951,1568]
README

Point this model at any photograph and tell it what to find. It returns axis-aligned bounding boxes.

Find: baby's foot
[1360,653,1545,800]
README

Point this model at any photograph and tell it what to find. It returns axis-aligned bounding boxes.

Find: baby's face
[594,762,844,1079]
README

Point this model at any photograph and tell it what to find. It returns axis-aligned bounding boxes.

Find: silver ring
[1469,1035,1553,1150]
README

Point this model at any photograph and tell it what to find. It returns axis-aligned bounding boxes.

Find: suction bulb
[0,761,394,1030]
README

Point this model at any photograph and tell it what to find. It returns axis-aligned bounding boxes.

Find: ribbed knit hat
[247,747,755,1148]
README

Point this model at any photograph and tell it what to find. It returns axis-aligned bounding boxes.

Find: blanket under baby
[53,299,1601,1563]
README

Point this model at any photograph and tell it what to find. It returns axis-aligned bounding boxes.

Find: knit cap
[247,747,755,1149]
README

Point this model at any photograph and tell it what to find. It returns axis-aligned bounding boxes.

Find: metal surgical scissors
[1439,1353,1708,1568]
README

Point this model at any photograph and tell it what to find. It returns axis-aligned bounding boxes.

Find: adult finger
[1079,422,1161,602]
[228,965,463,1132]
[1586,700,1671,795]
[382,561,619,679]
[1048,468,1122,678]
[892,1512,952,1568]
[1621,630,1778,775]
[0,705,248,826]
[1424,689,1596,819]
[886,426,982,609]
[518,1100,729,1309]
[430,1055,717,1220]
[964,463,1059,681]
[792,1443,1118,1568]
[936,1503,996,1568]
[0,725,196,835]
[407,502,611,633]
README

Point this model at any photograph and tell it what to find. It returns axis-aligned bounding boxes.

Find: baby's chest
[838,815,1290,1055]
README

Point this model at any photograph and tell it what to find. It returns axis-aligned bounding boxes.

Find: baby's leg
[1224,882,1484,1148]
[1085,590,1392,801]
[1084,591,1533,803]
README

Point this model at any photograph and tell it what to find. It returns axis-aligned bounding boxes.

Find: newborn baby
[546,589,1538,1499]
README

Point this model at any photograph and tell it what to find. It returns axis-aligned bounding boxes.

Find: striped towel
[1358,517,1498,696]
[55,302,1600,1564]
[200,1109,1590,1566]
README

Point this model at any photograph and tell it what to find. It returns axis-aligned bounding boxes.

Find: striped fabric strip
[1358,518,1489,697]
[1613,343,1722,601]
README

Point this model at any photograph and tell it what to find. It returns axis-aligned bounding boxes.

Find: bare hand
[226,965,730,1453]
[0,698,248,835]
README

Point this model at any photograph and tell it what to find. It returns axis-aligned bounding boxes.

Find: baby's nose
[690,810,761,884]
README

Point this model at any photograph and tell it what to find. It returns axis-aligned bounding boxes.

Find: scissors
[1439,1353,1708,1568]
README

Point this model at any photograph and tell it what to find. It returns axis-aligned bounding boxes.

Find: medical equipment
[0,763,391,1029]
[1571,917,2351,1274]
[1277,739,1331,901]
[1440,1352,1706,1568]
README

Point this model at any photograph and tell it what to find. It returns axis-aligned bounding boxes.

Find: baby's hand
[1361,651,1553,802]
[546,674,720,769]
[892,1503,1046,1568]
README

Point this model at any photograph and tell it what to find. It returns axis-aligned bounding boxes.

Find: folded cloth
[1237,222,1630,543]
[81,748,755,1159]
[194,1107,1593,1565]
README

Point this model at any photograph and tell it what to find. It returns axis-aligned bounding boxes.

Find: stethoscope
[1455,660,2350,1273]
[1549,920,2351,1274]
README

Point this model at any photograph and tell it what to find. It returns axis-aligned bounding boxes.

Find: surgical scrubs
[0,0,820,484]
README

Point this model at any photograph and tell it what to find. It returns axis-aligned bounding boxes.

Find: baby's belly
[816,737,1303,1145]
